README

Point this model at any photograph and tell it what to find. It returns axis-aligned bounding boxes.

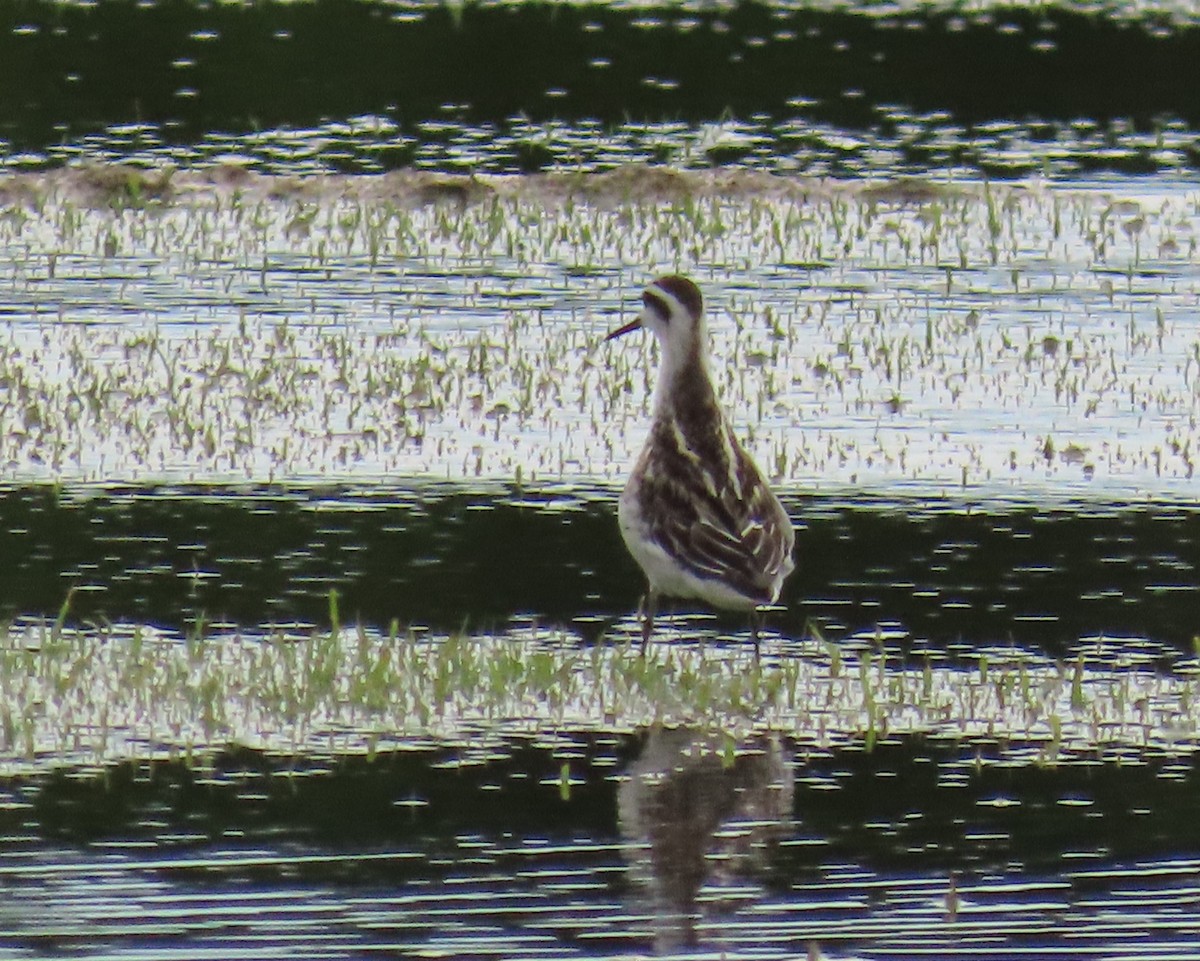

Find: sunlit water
[3,484,1200,957]
[4,2,1200,956]
[4,175,1200,956]
[4,1,1200,180]
[3,734,1200,960]
[3,166,1200,961]
[2,174,1199,500]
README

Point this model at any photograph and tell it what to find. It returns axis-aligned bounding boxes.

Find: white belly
[617,483,761,610]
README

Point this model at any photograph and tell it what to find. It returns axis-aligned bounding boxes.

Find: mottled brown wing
[639,439,795,603]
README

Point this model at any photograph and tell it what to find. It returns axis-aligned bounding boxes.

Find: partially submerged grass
[2,614,1198,774]
[2,167,1197,774]
[0,165,1198,496]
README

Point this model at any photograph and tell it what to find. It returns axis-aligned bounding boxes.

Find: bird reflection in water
[618,726,794,951]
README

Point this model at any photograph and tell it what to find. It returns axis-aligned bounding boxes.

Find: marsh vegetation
[3,0,1200,955]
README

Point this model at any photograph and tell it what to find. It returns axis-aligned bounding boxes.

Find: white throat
[649,321,710,417]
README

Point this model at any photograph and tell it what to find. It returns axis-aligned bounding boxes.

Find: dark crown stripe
[652,275,703,320]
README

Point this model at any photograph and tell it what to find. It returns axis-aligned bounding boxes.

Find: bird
[606,275,795,652]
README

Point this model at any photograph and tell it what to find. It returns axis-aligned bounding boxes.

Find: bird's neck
[653,342,718,423]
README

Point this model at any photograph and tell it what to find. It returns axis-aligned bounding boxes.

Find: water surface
[2,484,1198,657]
[3,1,1200,179]
[3,734,1200,959]
[3,2,1200,956]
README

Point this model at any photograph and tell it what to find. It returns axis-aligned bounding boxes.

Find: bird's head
[606,275,706,361]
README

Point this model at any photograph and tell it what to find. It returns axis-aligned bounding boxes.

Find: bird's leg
[750,608,763,659]
[640,590,657,653]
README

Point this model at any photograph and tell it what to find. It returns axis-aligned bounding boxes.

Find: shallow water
[4,1,1200,956]
[5,182,1200,954]
[2,484,1199,657]
[4,735,1200,959]
[3,1,1200,180]
[2,177,1199,499]
[3,481,1200,957]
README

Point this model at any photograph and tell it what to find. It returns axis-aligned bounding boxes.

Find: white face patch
[638,287,680,341]
[638,281,709,401]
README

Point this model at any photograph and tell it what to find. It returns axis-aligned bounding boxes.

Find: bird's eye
[642,291,669,323]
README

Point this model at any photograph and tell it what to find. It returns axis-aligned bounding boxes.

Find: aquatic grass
[1,166,1199,496]
[1,616,1199,774]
